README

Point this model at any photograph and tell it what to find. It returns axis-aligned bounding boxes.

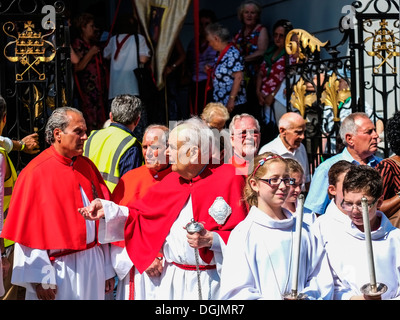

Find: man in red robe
[79,117,248,299]
[1,107,115,300]
[229,113,261,175]
[110,124,171,300]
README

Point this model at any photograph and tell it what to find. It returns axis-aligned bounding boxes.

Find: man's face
[166,128,194,175]
[142,128,169,172]
[349,117,379,158]
[56,111,87,158]
[231,117,260,159]
[281,123,305,152]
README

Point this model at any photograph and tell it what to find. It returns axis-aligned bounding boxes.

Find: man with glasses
[229,113,261,175]
[312,165,400,300]
[258,112,310,191]
[304,112,381,216]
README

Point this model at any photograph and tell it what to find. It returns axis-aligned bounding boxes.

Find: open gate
[284,0,399,173]
[0,0,71,171]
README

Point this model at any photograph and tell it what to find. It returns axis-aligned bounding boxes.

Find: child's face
[286,171,303,203]
[329,172,347,213]
[341,191,379,229]
[253,161,290,210]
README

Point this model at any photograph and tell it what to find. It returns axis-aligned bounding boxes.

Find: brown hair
[244,152,287,207]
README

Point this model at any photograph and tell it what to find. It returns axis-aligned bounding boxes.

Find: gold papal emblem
[3,21,56,81]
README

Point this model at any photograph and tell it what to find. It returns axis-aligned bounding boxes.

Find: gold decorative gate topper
[3,21,56,81]
[365,19,400,74]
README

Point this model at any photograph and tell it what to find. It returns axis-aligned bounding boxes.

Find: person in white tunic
[312,165,400,300]
[1,107,115,300]
[219,152,334,300]
[79,117,248,300]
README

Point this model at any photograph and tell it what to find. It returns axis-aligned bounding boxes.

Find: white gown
[11,188,115,300]
[99,196,225,300]
[312,201,400,299]
[219,206,334,300]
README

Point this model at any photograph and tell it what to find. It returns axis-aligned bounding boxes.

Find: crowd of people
[0,0,398,301]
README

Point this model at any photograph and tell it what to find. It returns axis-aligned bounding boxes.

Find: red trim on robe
[124,163,248,274]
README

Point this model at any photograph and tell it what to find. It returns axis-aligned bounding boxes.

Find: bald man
[258,112,310,189]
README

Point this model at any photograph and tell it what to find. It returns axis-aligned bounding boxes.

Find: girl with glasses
[219,152,333,299]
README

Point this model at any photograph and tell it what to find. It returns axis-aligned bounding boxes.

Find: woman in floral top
[233,1,268,121]
[256,19,294,125]
[205,23,247,115]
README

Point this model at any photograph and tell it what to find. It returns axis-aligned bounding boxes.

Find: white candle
[361,196,377,292]
[291,194,305,296]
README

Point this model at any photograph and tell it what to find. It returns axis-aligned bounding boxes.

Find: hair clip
[252,155,282,177]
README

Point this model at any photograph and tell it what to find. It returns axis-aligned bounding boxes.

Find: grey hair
[143,124,170,146]
[339,112,370,146]
[205,23,231,43]
[111,94,142,126]
[174,116,214,163]
[201,102,230,125]
[229,113,260,135]
[45,107,83,144]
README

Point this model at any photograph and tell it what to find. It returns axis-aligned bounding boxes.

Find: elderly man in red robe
[110,124,171,300]
[79,117,248,300]
[1,107,115,300]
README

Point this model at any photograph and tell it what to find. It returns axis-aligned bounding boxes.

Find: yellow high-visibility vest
[1,147,17,248]
[84,125,138,192]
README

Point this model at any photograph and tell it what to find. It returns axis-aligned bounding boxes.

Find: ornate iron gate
[0,0,71,171]
[284,0,399,173]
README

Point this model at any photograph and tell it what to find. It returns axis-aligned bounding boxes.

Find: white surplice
[11,187,115,300]
[99,196,225,300]
[312,201,400,300]
[219,206,334,300]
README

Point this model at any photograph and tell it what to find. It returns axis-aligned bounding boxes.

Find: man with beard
[258,112,310,190]
[229,113,261,175]
[304,112,381,216]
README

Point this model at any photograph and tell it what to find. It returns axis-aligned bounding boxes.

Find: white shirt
[103,34,150,99]
[219,206,333,300]
[258,135,311,183]
[312,203,400,300]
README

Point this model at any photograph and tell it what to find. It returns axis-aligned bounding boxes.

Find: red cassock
[111,165,172,248]
[124,163,249,274]
[1,146,110,250]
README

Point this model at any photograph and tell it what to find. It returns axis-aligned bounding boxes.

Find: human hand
[226,99,235,113]
[145,257,164,277]
[78,198,104,220]
[36,283,57,300]
[105,277,115,294]
[21,133,40,154]
[187,228,213,249]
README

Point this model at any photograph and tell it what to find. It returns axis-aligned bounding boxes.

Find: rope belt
[49,241,97,261]
[172,261,216,271]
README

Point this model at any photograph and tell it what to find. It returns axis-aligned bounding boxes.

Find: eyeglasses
[233,130,260,138]
[259,177,295,187]
[340,199,377,212]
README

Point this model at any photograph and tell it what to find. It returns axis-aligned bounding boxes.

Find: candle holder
[282,290,308,300]
[360,282,388,300]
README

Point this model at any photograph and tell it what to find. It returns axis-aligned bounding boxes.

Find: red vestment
[124,163,248,274]
[1,146,110,250]
[111,165,172,248]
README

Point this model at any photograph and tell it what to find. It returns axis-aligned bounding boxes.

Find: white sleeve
[103,36,114,59]
[12,243,56,295]
[98,199,129,244]
[138,34,151,57]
